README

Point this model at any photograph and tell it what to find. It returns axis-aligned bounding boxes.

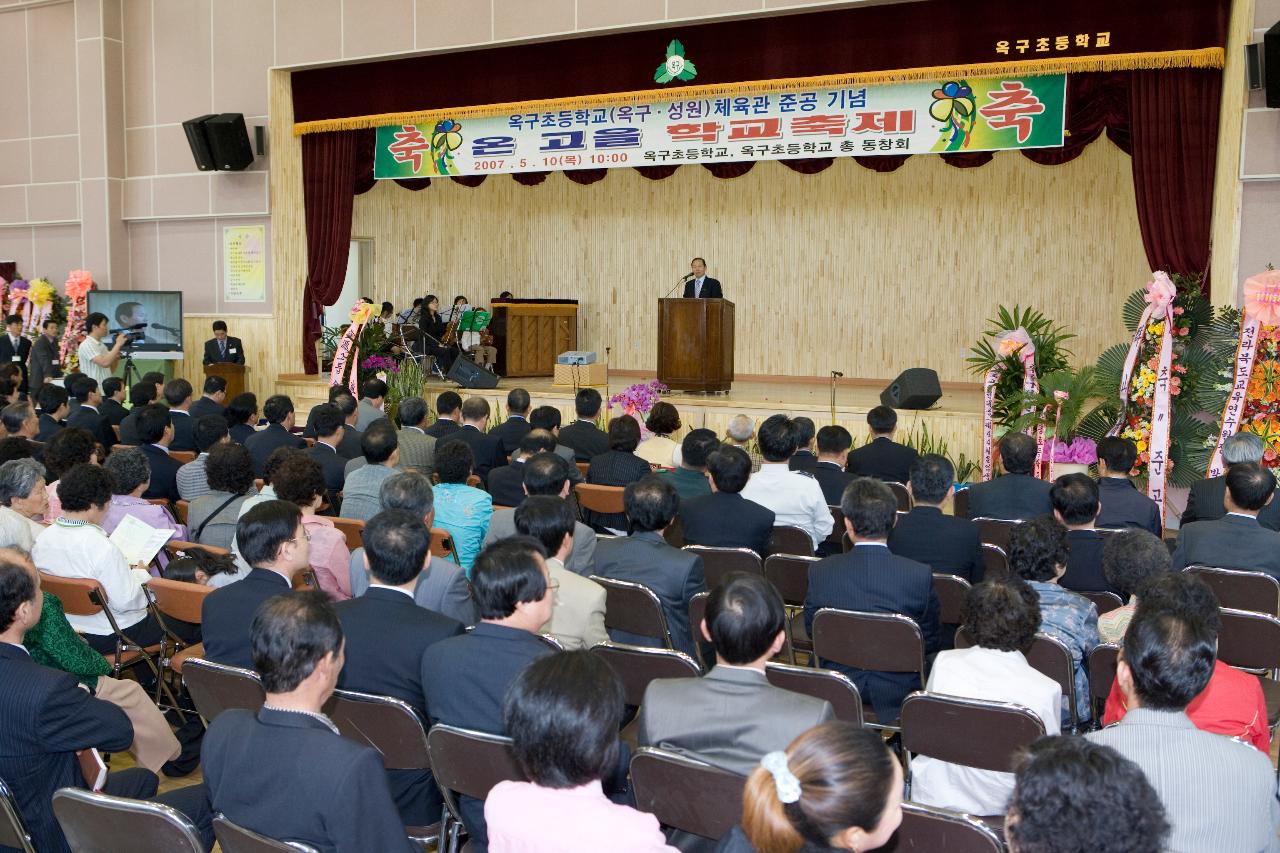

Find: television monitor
[85,291,183,354]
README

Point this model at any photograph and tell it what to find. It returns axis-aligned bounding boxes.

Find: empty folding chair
[181,658,265,723]
[765,662,864,726]
[1025,633,1081,733]
[931,574,971,629]
[682,545,763,589]
[51,788,206,853]
[766,525,814,558]
[630,747,746,843]
[811,608,926,730]
[978,543,1008,581]
[885,481,913,512]
[213,816,320,853]
[763,553,820,664]
[1184,566,1280,615]
[972,518,1016,552]
[426,724,524,853]
[590,575,673,649]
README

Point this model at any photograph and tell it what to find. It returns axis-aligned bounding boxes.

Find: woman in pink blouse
[101,448,186,573]
[485,651,676,853]
[271,454,351,600]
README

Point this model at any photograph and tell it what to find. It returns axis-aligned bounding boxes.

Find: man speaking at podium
[682,257,722,299]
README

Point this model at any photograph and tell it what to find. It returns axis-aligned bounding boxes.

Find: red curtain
[781,158,834,175]
[452,175,487,187]
[1128,68,1220,292]
[635,165,680,180]
[1022,72,1130,166]
[301,130,360,373]
[564,169,608,185]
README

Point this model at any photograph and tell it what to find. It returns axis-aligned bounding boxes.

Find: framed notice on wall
[223,225,266,302]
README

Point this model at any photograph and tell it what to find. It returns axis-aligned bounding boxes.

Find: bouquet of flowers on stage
[330,301,378,395]
[610,380,668,435]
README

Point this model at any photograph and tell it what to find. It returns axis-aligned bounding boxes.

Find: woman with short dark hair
[636,401,682,468]
[585,415,651,532]
[187,443,258,553]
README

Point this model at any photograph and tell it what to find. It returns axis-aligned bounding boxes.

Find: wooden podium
[205,362,245,399]
[657,298,735,392]
[490,299,579,377]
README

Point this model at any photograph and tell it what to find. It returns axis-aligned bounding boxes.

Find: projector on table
[556,351,598,365]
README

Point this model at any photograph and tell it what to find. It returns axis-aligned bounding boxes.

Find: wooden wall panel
[175,315,281,403]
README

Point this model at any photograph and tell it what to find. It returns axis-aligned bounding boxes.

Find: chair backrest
[168,450,197,464]
[630,747,746,841]
[426,724,524,805]
[182,658,265,722]
[322,689,430,769]
[767,525,813,557]
[978,543,1008,581]
[0,776,35,853]
[1088,643,1120,704]
[51,788,206,853]
[1217,608,1280,672]
[1079,590,1124,615]
[590,642,701,706]
[952,488,971,520]
[589,575,673,648]
[931,574,971,626]
[329,517,365,551]
[1185,565,1280,615]
[1025,633,1078,729]
[574,483,626,514]
[973,518,1016,551]
[765,662,864,726]
[881,802,1004,853]
[145,497,170,508]
[763,554,818,606]
[663,514,685,548]
[164,540,232,560]
[900,691,1045,773]
[826,505,845,548]
[38,572,106,617]
[811,609,925,676]
[682,545,763,588]
[213,816,320,853]
[575,461,590,478]
[886,481,912,512]
[687,590,712,669]
[174,500,189,525]
[428,527,459,563]
[145,577,212,624]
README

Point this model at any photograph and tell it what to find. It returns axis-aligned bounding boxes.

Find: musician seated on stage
[445,294,498,373]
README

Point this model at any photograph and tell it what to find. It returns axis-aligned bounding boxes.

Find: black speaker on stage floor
[447,357,499,389]
[880,368,941,410]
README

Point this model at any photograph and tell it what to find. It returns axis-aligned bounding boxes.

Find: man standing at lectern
[203,320,245,365]
[682,257,722,299]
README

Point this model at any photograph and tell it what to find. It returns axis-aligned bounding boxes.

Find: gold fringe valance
[292,47,1224,136]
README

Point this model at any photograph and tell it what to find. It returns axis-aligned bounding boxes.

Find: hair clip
[761,751,801,804]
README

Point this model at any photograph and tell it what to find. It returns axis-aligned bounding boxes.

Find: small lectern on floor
[657,298,735,393]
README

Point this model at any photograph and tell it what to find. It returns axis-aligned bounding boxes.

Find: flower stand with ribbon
[60,271,94,372]
[26,278,55,337]
[980,328,1044,481]
[329,301,377,396]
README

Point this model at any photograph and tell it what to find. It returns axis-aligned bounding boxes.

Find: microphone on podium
[664,272,695,299]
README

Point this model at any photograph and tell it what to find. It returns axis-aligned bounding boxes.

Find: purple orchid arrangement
[1046,436,1097,464]
[609,380,668,419]
[360,354,400,373]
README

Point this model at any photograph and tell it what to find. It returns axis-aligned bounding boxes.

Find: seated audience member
[0,435,36,466]
[2,402,45,462]
[640,573,833,774]
[805,478,939,722]
[910,580,1061,816]
[1097,528,1169,644]
[101,447,187,543]
[424,390,463,440]
[334,510,463,825]
[162,548,239,586]
[657,428,717,501]
[99,376,128,425]
[188,442,257,551]
[483,452,596,574]
[1094,436,1162,534]
[593,476,705,657]
[718,723,903,853]
[1087,579,1279,852]
[273,454,351,600]
[176,414,229,501]
[1009,516,1097,726]
[65,374,116,451]
[488,388,533,459]
[32,464,167,653]
[225,391,259,445]
[0,458,48,546]
[433,440,493,572]
[0,557,213,853]
[845,406,918,483]
[487,651,677,853]
[1181,430,1280,529]
[1103,573,1270,754]
[340,421,402,522]
[243,394,306,476]
[307,403,349,500]
[741,414,833,551]
[201,500,307,668]
[35,384,69,442]
[636,401,682,467]
[347,471,475,624]
[41,426,98,520]
[117,381,155,445]
[810,425,854,505]
[679,446,776,557]
[135,403,182,502]
[887,453,983,582]
[528,404,577,463]
[586,415,652,531]
[488,429,556,508]
[203,593,415,853]
[514,496,607,651]
[355,377,389,431]
[1006,736,1169,853]
[558,388,610,461]
[787,416,818,472]
[723,413,763,473]
[333,393,365,461]
[188,375,227,420]
[163,378,197,452]
[302,384,350,438]
[962,432,1052,520]
[1050,472,1120,596]
[394,395,436,474]
[441,396,503,484]
[1173,461,1280,577]
[421,538,557,849]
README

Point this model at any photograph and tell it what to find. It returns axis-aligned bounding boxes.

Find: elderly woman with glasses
[101,448,187,572]
[0,458,50,548]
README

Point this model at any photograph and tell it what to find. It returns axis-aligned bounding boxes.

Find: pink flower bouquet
[1046,436,1097,464]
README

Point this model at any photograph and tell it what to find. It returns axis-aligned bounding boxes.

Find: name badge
[9,356,19,362]
[229,348,237,354]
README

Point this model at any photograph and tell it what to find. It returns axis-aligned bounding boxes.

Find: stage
[277,371,986,468]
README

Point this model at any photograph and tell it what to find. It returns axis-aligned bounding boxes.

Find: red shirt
[1104,659,1271,754]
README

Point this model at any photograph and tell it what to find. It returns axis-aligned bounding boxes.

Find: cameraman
[77,312,128,384]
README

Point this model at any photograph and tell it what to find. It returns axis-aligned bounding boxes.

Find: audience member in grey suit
[348,471,476,625]
[484,451,597,575]
[355,377,390,432]
[394,395,437,474]
[639,573,833,775]
[1172,461,1280,578]
[1180,431,1280,530]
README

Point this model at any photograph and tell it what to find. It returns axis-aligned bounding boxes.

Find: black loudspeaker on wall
[447,358,499,390]
[880,368,942,410]
[182,113,254,171]
[1266,23,1280,108]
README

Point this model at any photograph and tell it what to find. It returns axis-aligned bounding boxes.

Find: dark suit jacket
[1095,477,1162,534]
[27,333,60,390]
[440,424,503,483]
[423,418,461,440]
[1181,473,1280,531]
[201,568,293,669]
[682,276,722,299]
[333,424,364,460]
[420,623,553,733]
[0,334,32,393]
[804,544,941,722]
[488,416,531,459]
[788,450,818,473]
[118,410,140,445]
[486,460,527,508]
[679,491,776,557]
[203,708,414,853]
[559,419,610,462]
[887,505,984,583]
[1172,513,1280,578]
[845,437,918,483]
[168,410,196,452]
[66,405,116,451]
[139,443,181,502]
[100,397,129,426]
[0,645,136,853]
[592,531,706,657]
[811,460,853,506]
[189,396,225,421]
[202,336,245,365]
[244,423,307,476]
[229,422,255,445]
[36,413,63,443]
[309,441,348,495]
[962,472,1053,520]
[1059,529,1120,596]
[586,450,652,529]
